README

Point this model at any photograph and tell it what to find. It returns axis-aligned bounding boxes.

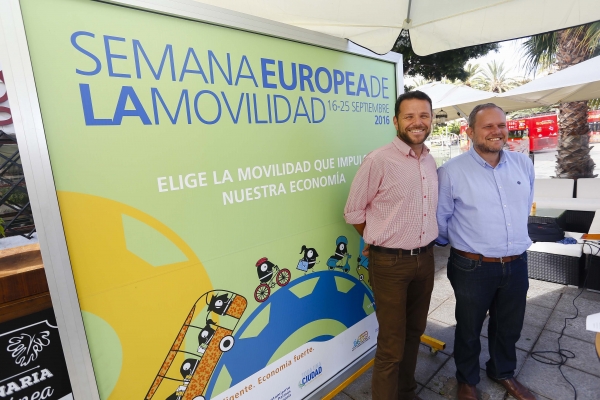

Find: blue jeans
[447,250,529,385]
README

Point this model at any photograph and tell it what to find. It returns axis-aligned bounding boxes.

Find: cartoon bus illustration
[145,290,247,400]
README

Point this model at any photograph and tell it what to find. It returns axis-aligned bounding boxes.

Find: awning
[498,55,600,105]
[194,0,600,55]
[416,82,542,121]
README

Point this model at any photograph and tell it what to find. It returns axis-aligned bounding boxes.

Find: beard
[397,125,431,145]
[472,136,506,154]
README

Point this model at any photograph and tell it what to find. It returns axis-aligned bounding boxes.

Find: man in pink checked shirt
[344,91,438,400]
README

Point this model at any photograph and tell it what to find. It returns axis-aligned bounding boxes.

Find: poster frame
[0,0,403,398]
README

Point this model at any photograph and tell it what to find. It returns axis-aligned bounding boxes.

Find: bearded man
[345,91,438,400]
[436,104,535,400]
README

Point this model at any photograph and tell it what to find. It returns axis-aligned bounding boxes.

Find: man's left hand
[362,244,370,257]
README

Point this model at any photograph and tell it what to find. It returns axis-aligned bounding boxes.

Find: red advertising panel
[507,114,558,152]
[526,114,558,152]
[507,119,527,131]
[506,119,529,154]
[589,110,600,143]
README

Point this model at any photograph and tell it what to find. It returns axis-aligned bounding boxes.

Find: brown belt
[452,248,520,263]
[371,241,434,256]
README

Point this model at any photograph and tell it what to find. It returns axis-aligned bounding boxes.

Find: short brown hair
[395,91,433,117]
[468,103,505,127]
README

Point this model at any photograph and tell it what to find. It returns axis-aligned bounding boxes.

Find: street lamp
[435,109,448,126]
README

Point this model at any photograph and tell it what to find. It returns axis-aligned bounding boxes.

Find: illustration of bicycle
[254,257,291,302]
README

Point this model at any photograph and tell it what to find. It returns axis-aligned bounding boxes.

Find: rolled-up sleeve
[436,166,454,245]
[344,157,378,224]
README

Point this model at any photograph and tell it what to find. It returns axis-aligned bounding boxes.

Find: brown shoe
[491,377,535,400]
[457,382,478,400]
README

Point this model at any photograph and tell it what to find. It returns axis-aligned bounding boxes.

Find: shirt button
[508,223,511,226]
[423,177,425,180]
[499,186,502,188]
[424,195,427,198]
[424,214,427,216]
[509,242,512,244]
[503,204,506,207]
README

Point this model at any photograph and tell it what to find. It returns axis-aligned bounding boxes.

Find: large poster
[19,0,397,398]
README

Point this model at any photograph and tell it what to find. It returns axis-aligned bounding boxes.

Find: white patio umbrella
[416,82,495,121]
[498,55,600,105]
[416,82,542,121]
[194,0,600,55]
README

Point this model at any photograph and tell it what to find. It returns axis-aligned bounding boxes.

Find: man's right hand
[352,222,366,237]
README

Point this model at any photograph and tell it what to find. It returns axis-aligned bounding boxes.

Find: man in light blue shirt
[437,104,535,400]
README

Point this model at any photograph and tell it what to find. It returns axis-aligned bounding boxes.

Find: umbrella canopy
[498,55,600,105]
[416,82,495,120]
[193,0,600,55]
[416,82,541,121]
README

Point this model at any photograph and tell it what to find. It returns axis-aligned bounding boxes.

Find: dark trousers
[369,246,434,399]
[447,249,529,385]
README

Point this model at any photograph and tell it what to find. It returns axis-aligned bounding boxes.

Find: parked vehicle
[430,137,442,146]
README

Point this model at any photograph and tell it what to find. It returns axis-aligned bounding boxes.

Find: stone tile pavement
[332,246,600,400]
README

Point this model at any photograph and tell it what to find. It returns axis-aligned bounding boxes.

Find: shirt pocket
[505,171,531,202]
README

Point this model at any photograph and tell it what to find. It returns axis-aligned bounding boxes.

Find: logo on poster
[298,363,323,388]
[0,70,14,128]
[352,331,370,351]
[7,331,51,366]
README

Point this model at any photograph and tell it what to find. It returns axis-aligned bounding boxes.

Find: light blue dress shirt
[436,147,535,257]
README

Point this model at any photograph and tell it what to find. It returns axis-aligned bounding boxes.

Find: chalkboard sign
[0,308,72,400]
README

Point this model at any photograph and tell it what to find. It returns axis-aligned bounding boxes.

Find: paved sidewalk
[333,246,600,400]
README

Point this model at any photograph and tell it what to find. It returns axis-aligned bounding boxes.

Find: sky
[469,39,526,77]
[470,38,536,79]
[405,37,538,86]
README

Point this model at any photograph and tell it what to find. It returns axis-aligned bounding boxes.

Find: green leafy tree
[393,30,499,81]
[404,77,431,91]
[432,120,461,137]
[521,23,600,178]
[589,98,600,110]
[472,61,517,93]
[507,106,557,120]
[447,120,461,135]
[460,63,482,87]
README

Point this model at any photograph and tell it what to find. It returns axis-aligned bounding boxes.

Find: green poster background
[20,0,398,398]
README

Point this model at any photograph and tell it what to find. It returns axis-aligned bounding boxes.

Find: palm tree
[472,61,517,93]
[522,23,600,178]
[461,63,481,87]
[412,77,432,89]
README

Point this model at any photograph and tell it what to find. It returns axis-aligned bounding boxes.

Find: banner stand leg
[317,335,446,399]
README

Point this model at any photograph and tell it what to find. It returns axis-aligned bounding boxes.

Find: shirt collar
[468,146,508,168]
[393,136,430,158]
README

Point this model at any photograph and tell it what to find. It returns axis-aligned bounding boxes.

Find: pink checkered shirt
[344,137,439,249]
